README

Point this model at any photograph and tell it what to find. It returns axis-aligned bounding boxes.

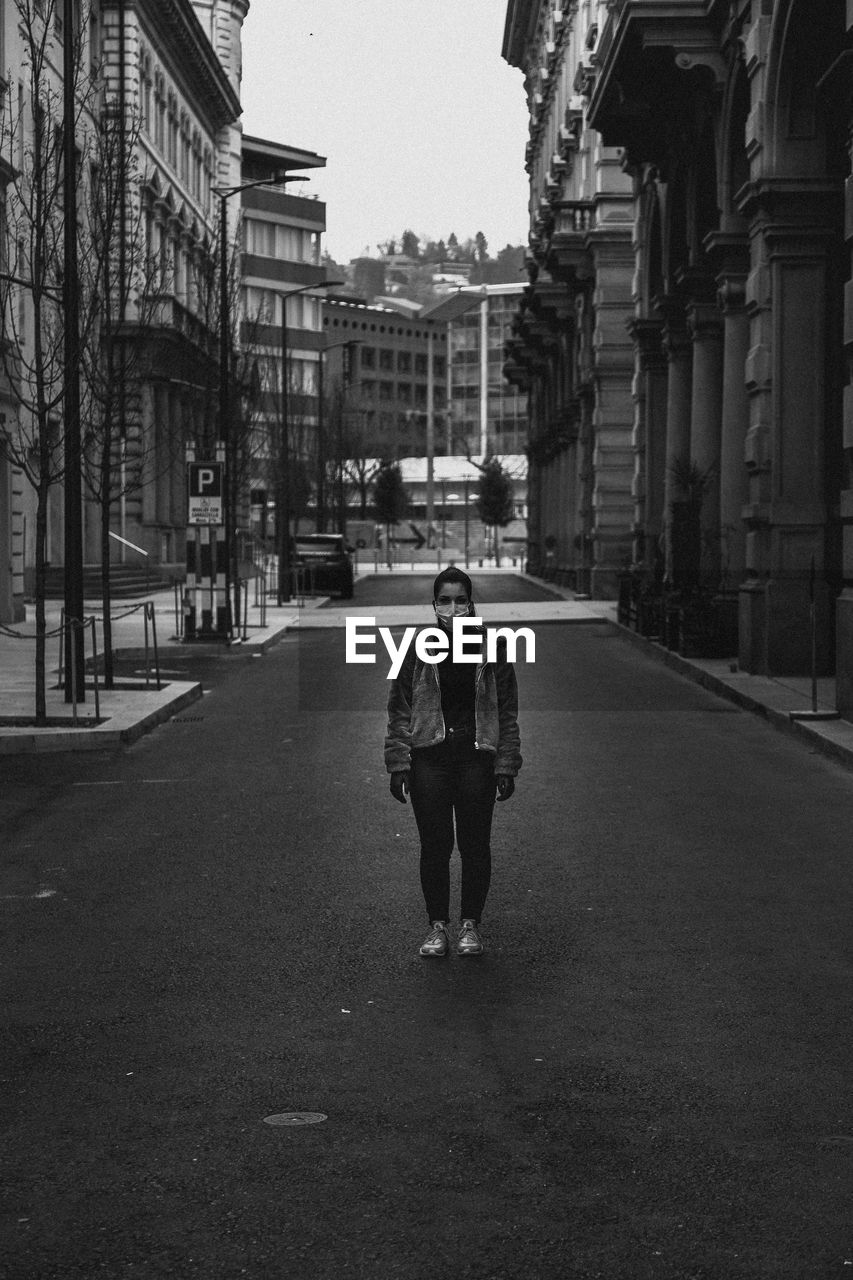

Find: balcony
[543,201,595,279]
[146,293,216,356]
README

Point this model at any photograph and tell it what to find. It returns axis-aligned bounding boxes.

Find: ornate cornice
[587,1,724,154]
[132,0,242,129]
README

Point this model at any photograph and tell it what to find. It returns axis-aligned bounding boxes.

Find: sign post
[184,447,230,642]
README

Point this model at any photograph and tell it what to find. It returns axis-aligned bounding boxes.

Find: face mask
[435,601,472,620]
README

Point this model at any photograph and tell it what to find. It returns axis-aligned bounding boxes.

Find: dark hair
[433,566,473,601]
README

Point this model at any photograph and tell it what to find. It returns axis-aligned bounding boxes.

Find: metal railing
[109,530,150,595]
[0,612,103,725]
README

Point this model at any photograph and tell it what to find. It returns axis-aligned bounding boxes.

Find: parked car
[290,533,355,599]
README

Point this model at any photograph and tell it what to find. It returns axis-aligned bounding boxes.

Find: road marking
[72,779,181,787]
[263,1112,327,1127]
[1,888,57,901]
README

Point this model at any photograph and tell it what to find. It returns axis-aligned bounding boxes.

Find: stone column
[658,297,693,582]
[628,318,667,572]
[739,187,837,675]
[687,297,724,580]
[587,230,635,598]
[716,264,750,585]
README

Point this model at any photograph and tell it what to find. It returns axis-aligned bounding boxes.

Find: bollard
[143,604,150,689]
[70,622,79,726]
[89,617,100,721]
[149,603,161,690]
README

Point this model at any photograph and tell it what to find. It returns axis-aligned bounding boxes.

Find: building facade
[503,0,636,598]
[583,1,853,714]
[239,134,327,541]
[322,296,447,462]
[425,284,530,459]
[0,0,247,621]
[109,0,246,576]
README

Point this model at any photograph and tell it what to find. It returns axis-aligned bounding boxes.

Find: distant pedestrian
[385,567,522,957]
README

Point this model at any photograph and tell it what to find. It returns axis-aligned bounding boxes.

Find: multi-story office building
[425,285,529,458]
[322,296,446,461]
[239,134,328,538]
[422,285,527,460]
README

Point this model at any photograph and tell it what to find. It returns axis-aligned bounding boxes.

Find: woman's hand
[390,770,411,804]
[495,775,515,802]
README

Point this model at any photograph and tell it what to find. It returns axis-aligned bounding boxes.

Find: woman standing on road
[385,567,522,958]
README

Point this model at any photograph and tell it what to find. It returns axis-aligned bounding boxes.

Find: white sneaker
[457,919,484,956]
[419,921,449,958]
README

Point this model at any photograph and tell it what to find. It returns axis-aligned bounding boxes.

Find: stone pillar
[836,110,853,716]
[587,230,635,597]
[715,257,750,585]
[687,296,724,580]
[658,298,693,582]
[628,318,667,572]
[740,189,837,675]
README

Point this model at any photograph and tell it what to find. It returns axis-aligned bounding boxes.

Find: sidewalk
[3,569,853,770]
[0,585,306,754]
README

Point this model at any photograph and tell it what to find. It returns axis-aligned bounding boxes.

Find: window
[179,112,190,184]
[191,132,202,200]
[360,346,376,370]
[154,74,165,150]
[140,55,152,133]
[379,348,393,371]
[379,381,394,401]
[397,351,411,374]
[167,93,178,168]
[415,353,428,376]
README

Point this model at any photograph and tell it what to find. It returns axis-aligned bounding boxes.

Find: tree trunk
[34,489,48,724]
[100,476,114,688]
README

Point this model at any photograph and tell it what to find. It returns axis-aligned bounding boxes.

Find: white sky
[239,0,530,265]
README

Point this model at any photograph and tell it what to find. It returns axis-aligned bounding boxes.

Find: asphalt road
[2,610,852,1279]
[320,571,566,609]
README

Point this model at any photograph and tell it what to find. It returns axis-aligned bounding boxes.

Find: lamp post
[276,279,344,604]
[213,173,305,635]
[317,338,361,536]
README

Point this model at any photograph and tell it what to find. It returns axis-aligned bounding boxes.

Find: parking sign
[187,461,224,525]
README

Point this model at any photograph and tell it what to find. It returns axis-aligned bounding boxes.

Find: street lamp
[276,279,344,604]
[213,172,305,636]
[317,338,362,536]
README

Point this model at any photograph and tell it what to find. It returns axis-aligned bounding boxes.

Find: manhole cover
[263,1112,327,1127]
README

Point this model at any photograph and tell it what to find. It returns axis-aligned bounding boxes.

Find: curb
[0,682,203,755]
[611,620,853,774]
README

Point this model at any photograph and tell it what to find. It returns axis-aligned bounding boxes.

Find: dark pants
[409,735,496,924]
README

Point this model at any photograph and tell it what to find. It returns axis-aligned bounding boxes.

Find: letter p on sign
[187,461,224,525]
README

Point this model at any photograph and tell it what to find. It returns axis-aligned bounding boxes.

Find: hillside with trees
[324,232,526,306]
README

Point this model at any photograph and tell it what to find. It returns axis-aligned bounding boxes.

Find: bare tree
[78,84,166,684]
[0,0,98,720]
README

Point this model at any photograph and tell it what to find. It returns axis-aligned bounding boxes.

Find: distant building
[322,296,447,461]
[239,134,328,539]
[423,285,529,458]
